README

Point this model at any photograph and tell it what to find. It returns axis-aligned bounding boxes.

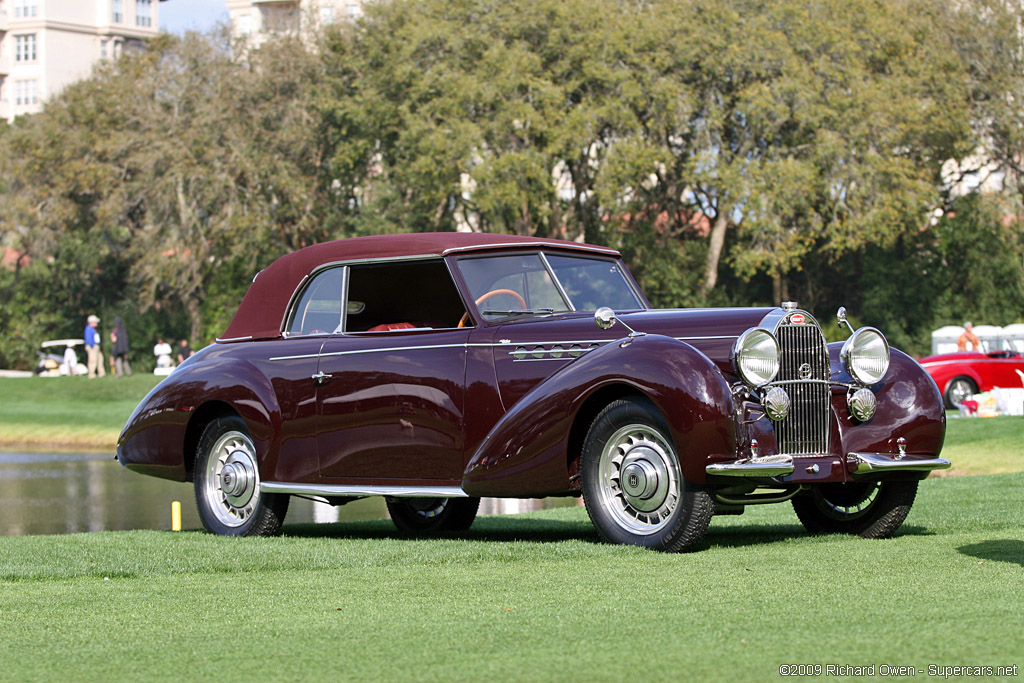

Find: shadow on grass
[280,517,934,550]
[283,515,601,545]
[958,540,1024,568]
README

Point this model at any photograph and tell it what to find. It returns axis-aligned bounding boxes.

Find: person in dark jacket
[176,339,194,365]
[111,316,132,377]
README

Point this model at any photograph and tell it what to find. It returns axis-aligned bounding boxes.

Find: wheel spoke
[597,424,681,535]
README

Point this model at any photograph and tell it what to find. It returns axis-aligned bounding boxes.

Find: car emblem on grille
[790,313,806,324]
[798,363,813,380]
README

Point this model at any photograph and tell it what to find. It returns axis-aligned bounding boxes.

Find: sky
[159,0,230,34]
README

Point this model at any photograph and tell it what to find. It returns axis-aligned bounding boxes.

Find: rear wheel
[792,480,918,538]
[581,397,712,552]
[194,416,289,536]
[386,497,480,534]
[944,376,977,409]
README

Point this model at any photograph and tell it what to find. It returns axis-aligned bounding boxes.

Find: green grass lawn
[940,415,1024,476]
[0,375,162,450]
[1,473,1021,681]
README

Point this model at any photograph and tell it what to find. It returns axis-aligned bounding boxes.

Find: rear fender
[116,358,282,481]
[462,334,736,497]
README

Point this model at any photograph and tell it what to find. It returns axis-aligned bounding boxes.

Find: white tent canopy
[930,325,965,355]
[1003,324,1024,353]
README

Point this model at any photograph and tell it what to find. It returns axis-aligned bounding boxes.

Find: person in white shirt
[154,338,173,368]
[63,345,78,375]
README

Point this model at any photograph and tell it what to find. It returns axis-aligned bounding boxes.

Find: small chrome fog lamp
[763,386,791,421]
[841,327,890,385]
[848,387,877,422]
[732,328,780,387]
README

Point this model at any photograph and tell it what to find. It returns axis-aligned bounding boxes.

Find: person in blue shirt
[84,314,106,378]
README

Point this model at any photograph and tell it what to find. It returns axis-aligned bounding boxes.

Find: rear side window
[286,259,470,335]
[287,267,344,335]
[346,260,469,332]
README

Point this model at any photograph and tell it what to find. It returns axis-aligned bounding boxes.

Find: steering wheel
[458,289,528,328]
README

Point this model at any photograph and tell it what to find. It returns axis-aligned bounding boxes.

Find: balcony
[0,56,9,77]
[0,9,8,31]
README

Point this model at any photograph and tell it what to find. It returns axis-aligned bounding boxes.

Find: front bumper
[846,452,951,474]
[706,452,951,478]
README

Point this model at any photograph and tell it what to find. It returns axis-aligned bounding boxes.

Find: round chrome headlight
[733,328,780,387]
[841,327,890,385]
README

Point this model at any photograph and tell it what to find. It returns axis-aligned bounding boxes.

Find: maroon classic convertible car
[117,233,949,551]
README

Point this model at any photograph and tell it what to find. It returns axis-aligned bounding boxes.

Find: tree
[0,32,330,351]
[318,0,972,305]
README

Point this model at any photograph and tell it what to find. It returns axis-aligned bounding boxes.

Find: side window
[287,267,344,336]
[345,260,469,332]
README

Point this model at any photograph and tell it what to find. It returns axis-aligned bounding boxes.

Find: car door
[314,259,471,483]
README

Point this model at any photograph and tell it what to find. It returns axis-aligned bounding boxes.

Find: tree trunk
[702,210,730,296]
[771,271,791,305]
[187,297,202,347]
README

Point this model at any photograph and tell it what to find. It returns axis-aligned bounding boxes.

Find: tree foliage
[0,32,328,366]
[2,0,1023,369]
[319,0,972,303]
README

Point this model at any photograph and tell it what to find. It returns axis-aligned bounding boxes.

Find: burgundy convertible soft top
[219,232,619,341]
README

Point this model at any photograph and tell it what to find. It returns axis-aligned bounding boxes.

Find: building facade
[0,0,165,122]
[225,0,363,44]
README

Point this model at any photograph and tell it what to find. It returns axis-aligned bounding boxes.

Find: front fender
[830,346,946,459]
[462,334,736,497]
[116,356,282,482]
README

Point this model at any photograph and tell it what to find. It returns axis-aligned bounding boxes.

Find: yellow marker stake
[171,501,182,532]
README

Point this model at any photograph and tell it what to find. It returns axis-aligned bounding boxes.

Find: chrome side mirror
[837,306,854,334]
[595,306,644,339]
[595,307,617,330]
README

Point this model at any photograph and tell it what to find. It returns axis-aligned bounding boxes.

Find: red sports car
[117,233,949,551]
[919,349,1024,408]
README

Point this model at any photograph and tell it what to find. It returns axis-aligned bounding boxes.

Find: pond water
[0,452,577,536]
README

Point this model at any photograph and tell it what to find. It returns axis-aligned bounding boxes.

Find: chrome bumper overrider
[706,452,951,477]
[847,452,951,474]
[706,455,795,478]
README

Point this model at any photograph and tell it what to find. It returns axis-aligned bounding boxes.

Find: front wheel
[386,497,481,534]
[194,415,289,536]
[792,480,918,538]
[581,397,712,552]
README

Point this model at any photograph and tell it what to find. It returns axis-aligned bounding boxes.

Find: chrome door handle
[312,371,332,385]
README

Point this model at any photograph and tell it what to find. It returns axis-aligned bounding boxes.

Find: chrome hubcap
[204,431,261,528]
[948,380,974,408]
[597,424,680,535]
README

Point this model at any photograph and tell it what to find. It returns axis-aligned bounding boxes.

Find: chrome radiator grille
[774,321,831,455]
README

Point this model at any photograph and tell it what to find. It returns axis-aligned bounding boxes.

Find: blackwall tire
[193,415,288,537]
[792,480,918,538]
[581,397,712,552]
[386,497,481,534]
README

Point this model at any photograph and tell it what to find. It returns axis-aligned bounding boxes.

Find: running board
[260,482,469,498]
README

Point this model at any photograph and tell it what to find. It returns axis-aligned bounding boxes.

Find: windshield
[457,252,643,321]
[544,254,643,311]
